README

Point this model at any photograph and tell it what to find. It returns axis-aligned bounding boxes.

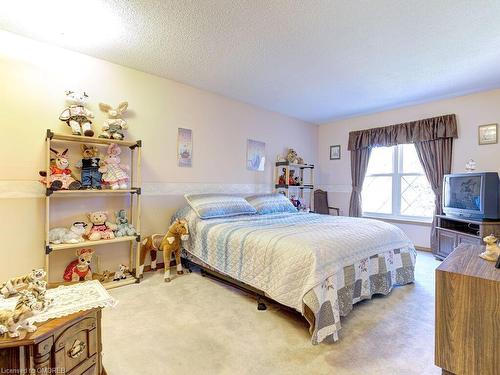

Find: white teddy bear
[59,90,94,137]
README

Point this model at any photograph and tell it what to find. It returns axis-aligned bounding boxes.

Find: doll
[99,144,129,190]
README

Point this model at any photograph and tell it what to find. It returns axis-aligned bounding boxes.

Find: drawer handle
[69,339,86,359]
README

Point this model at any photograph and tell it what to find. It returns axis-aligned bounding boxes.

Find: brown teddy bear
[63,248,95,282]
[85,211,117,241]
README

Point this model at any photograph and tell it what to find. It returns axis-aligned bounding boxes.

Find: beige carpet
[102,251,441,375]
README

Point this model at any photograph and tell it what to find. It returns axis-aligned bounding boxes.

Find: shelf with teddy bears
[42,91,142,291]
[274,148,315,210]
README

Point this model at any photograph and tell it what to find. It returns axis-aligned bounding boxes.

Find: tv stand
[435,214,500,260]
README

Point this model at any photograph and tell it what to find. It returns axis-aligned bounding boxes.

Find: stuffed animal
[99,144,129,190]
[278,168,286,185]
[113,264,129,281]
[49,222,86,244]
[160,219,190,282]
[286,148,299,164]
[138,233,164,276]
[0,269,46,299]
[39,148,82,190]
[114,209,137,237]
[75,144,102,189]
[26,279,52,311]
[479,234,500,261]
[63,248,95,282]
[85,211,117,241]
[59,90,94,136]
[0,291,40,338]
[99,102,128,140]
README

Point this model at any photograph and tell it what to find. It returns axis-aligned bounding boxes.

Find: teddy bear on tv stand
[59,91,94,137]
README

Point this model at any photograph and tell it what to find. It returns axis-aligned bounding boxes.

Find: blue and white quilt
[176,208,416,344]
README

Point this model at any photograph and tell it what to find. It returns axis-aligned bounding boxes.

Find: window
[362,144,434,220]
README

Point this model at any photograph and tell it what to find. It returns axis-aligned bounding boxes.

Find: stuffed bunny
[39,148,82,190]
[59,91,94,137]
[99,144,129,189]
[99,102,128,140]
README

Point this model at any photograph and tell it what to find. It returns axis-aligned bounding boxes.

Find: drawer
[54,317,97,373]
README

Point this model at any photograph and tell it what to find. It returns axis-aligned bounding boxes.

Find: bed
[173,203,416,344]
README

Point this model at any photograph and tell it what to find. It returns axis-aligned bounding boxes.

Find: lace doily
[0,280,118,324]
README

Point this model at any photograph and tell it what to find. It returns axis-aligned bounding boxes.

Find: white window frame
[362,144,433,224]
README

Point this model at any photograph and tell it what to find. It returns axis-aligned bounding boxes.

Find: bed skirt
[181,247,416,344]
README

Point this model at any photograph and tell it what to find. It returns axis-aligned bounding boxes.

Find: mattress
[175,208,416,343]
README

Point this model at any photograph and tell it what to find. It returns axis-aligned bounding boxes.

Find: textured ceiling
[1,0,500,124]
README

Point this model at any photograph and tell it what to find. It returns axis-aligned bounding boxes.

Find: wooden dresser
[435,244,500,375]
[0,308,105,374]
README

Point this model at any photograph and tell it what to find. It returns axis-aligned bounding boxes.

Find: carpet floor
[102,250,441,375]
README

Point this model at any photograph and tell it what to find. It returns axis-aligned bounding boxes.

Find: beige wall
[0,31,317,280]
[318,88,500,248]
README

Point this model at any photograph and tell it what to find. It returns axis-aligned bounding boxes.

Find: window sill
[362,214,432,226]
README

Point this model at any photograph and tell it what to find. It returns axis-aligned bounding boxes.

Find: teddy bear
[39,148,82,190]
[99,144,129,190]
[99,102,129,140]
[63,248,95,282]
[114,209,137,237]
[85,211,117,241]
[59,91,94,137]
[75,144,102,189]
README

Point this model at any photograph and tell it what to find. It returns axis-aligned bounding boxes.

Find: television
[443,172,500,220]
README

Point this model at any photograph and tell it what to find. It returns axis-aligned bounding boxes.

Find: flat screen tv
[443,172,500,220]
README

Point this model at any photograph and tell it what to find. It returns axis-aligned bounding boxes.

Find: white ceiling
[2,1,500,124]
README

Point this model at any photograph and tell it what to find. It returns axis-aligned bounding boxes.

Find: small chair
[313,189,340,215]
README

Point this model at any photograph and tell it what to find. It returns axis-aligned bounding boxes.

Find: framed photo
[478,124,497,145]
[246,139,266,171]
[330,145,341,160]
[177,128,192,167]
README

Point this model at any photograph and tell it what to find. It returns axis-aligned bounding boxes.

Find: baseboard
[415,245,431,252]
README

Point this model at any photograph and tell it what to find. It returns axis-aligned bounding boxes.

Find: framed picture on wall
[177,128,193,167]
[330,145,341,160]
[247,139,266,171]
[478,123,497,145]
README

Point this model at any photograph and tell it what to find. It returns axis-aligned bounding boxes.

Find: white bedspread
[181,210,414,312]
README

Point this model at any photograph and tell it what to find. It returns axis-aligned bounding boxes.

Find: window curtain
[348,147,371,217]
[347,114,458,248]
[414,138,453,252]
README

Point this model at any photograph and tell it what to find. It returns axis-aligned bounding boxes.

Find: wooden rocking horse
[139,219,189,282]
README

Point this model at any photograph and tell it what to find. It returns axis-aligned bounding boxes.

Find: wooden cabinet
[0,308,105,374]
[435,215,500,259]
[435,244,500,375]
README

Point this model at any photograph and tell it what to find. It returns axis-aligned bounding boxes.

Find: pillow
[245,193,298,214]
[184,194,257,219]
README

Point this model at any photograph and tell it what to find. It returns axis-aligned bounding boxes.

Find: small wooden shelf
[48,130,140,148]
[48,236,138,251]
[44,129,142,290]
[275,161,314,169]
[50,188,139,196]
[48,274,138,290]
[275,184,314,189]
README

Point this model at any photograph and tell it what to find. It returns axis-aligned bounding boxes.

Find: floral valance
[347,114,458,151]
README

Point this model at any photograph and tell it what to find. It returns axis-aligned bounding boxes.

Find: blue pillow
[246,193,298,214]
[184,194,257,219]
